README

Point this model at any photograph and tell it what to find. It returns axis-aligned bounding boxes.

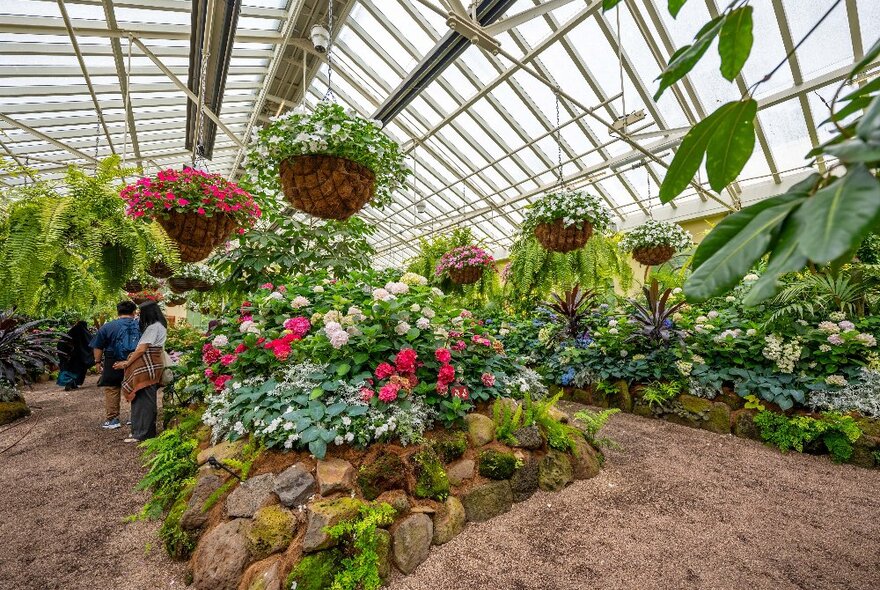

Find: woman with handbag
[114,301,168,443]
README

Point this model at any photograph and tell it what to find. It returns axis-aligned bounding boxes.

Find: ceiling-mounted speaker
[187,0,242,160]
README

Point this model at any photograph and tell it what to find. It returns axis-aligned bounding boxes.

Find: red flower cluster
[121,168,261,226]
[435,347,457,395]
[264,331,302,360]
[366,349,420,404]
[202,343,221,365]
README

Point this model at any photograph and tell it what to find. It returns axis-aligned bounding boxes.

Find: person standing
[57,320,94,391]
[90,301,140,429]
[115,301,167,443]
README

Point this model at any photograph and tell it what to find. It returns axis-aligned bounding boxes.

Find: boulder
[246,505,297,560]
[376,490,410,515]
[273,463,315,507]
[392,513,433,574]
[430,431,468,463]
[432,496,465,545]
[664,413,701,429]
[226,474,277,518]
[192,519,252,590]
[632,402,653,418]
[460,480,513,522]
[732,409,761,440]
[302,497,364,553]
[678,393,713,415]
[412,449,450,501]
[570,437,601,480]
[538,450,573,492]
[478,449,519,480]
[356,453,407,500]
[181,473,222,531]
[376,528,393,581]
[511,425,543,449]
[611,380,633,412]
[464,413,495,447]
[509,455,539,502]
[701,402,732,435]
[246,559,283,590]
[446,459,475,486]
[0,400,29,426]
[316,458,355,496]
[548,406,570,424]
[197,439,244,466]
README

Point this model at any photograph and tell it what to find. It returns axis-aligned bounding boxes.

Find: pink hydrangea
[375,362,395,380]
[220,354,237,366]
[828,334,845,346]
[360,387,375,402]
[481,372,495,387]
[283,316,311,337]
[378,382,401,403]
[435,348,452,364]
[451,340,467,351]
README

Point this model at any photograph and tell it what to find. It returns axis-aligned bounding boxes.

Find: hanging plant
[436,245,495,285]
[244,102,408,220]
[169,264,218,293]
[121,168,262,263]
[619,219,693,266]
[147,259,175,279]
[523,189,613,253]
[128,288,163,305]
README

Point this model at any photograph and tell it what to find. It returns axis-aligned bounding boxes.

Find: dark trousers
[131,384,158,441]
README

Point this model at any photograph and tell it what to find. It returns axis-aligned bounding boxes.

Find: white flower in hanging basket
[619,219,692,253]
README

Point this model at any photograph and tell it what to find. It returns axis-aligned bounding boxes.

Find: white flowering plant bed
[243,102,408,210]
[522,189,613,233]
[195,270,542,457]
[619,219,692,253]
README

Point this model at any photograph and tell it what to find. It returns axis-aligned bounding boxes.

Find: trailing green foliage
[323,502,396,590]
[159,493,197,560]
[753,410,862,463]
[405,228,499,303]
[492,399,524,446]
[573,407,620,448]
[505,233,631,309]
[287,549,345,590]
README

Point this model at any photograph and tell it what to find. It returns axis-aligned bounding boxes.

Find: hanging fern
[505,233,632,309]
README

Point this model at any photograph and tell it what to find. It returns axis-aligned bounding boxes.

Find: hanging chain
[193,46,211,168]
[646,164,653,220]
[323,0,335,101]
[554,89,564,188]
[122,34,132,167]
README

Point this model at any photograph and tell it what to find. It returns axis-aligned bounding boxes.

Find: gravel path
[3,384,879,590]
[391,401,880,590]
[0,376,186,590]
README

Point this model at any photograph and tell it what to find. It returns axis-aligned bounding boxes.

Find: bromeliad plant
[244,102,408,211]
[544,284,596,338]
[629,280,686,344]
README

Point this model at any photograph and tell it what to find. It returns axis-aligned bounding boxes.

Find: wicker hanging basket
[131,296,153,305]
[158,211,239,263]
[124,279,143,293]
[534,218,593,253]
[147,260,174,279]
[192,280,213,292]
[166,296,187,306]
[169,277,199,294]
[448,265,483,285]
[279,155,376,220]
[632,245,675,266]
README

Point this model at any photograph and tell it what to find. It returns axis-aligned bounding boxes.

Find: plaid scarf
[122,346,164,400]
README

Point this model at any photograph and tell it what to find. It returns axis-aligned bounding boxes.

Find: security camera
[416,202,427,215]
[311,24,330,53]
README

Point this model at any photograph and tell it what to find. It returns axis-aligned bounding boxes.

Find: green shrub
[640,381,681,408]
[135,428,198,520]
[753,411,862,463]
[411,449,450,501]
[287,549,344,590]
[159,493,196,560]
[492,400,524,446]
[573,407,620,448]
[478,449,520,480]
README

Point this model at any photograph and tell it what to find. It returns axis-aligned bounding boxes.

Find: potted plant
[245,102,408,220]
[524,189,613,253]
[436,245,495,285]
[147,259,175,279]
[128,288,163,305]
[121,168,262,262]
[619,219,692,266]
[169,264,218,293]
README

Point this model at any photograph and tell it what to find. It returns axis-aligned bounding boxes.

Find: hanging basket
[158,211,239,263]
[448,265,483,285]
[534,218,593,253]
[130,296,151,305]
[192,280,213,292]
[632,245,675,266]
[147,261,174,279]
[279,155,376,220]
[167,296,187,306]
[124,279,143,293]
[169,277,199,294]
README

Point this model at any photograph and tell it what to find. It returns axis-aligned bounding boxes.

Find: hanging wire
[554,88,564,188]
[616,5,626,118]
[323,0,335,101]
[122,34,132,167]
[646,163,653,220]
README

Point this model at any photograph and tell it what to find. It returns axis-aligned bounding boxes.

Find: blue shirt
[90,317,141,361]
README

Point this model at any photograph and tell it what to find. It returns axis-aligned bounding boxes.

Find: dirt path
[0,376,186,590]
[3,385,879,590]
[391,401,880,590]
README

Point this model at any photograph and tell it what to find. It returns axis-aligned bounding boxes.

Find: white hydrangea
[212,334,229,348]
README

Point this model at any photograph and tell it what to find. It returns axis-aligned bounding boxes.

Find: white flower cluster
[762,334,801,374]
[619,219,693,253]
[400,272,428,286]
[498,367,548,399]
[808,368,880,417]
[523,189,613,233]
[824,374,849,387]
[177,263,220,283]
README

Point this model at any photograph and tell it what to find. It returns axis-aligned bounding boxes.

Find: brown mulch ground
[391,400,880,590]
[3,383,879,590]
[0,376,186,590]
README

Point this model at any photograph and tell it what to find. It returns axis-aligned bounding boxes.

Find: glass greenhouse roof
[1,0,877,267]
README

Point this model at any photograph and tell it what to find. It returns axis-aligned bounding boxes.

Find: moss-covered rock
[632,401,653,417]
[431,431,468,463]
[431,496,465,545]
[0,400,29,426]
[678,394,713,415]
[570,436,601,480]
[856,417,880,439]
[460,480,513,522]
[477,449,519,480]
[412,449,450,501]
[702,402,731,435]
[375,528,393,581]
[246,505,296,560]
[731,409,761,440]
[302,497,364,553]
[538,450,573,492]
[357,452,407,500]
[286,549,343,590]
[509,455,539,502]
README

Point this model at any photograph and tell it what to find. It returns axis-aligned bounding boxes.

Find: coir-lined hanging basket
[632,245,675,266]
[534,218,593,253]
[279,155,376,220]
[147,260,174,279]
[166,295,186,307]
[169,277,198,294]
[124,279,144,293]
[448,265,483,285]
[192,280,213,292]
[158,211,239,263]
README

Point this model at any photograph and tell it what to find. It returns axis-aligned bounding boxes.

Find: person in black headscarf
[57,320,95,391]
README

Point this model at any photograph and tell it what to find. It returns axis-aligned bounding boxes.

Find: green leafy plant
[323,502,396,590]
[412,448,450,501]
[573,407,620,448]
[753,410,862,463]
[640,381,682,408]
[492,399,525,446]
[135,428,198,520]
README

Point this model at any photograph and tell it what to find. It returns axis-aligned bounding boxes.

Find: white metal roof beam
[0,113,99,164]
[102,0,142,165]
